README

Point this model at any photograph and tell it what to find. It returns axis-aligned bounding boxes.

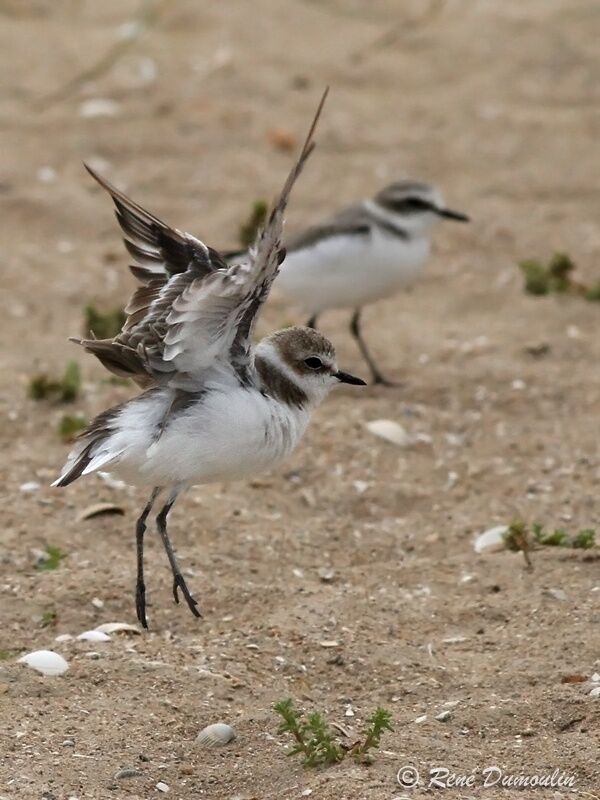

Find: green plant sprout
[84,304,126,338]
[35,544,67,571]
[518,252,599,300]
[28,360,81,403]
[239,199,268,249]
[505,521,596,568]
[274,699,392,767]
[58,413,87,441]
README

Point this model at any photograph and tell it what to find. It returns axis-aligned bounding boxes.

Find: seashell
[77,630,111,642]
[366,419,411,446]
[18,650,69,676]
[114,767,143,779]
[77,502,125,521]
[474,525,509,554]
[95,622,140,635]
[54,633,73,643]
[196,722,236,748]
[589,686,600,697]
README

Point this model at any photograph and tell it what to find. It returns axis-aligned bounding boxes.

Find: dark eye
[304,356,323,369]
[397,197,429,212]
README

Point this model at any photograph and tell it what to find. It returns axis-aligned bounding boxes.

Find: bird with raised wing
[273,180,469,385]
[54,91,365,628]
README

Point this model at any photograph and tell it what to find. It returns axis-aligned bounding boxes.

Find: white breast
[277,228,431,314]
[112,386,310,487]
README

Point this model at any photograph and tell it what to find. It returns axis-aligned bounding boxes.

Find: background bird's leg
[306,313,320,329]
[349,308,396,386]
[156,490,202,618]
[135,486,161,629]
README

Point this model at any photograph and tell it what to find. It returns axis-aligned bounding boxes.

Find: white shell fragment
[474,525,509,554]
[589,687,600,697]
[77,630,111,642]
[196,722,236,748]
[95,622,140,635]
[18,650,69,676]
[20,481,40,493]
[366,419,411,446]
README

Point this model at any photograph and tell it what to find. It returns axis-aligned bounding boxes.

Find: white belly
[112,387,310,487]
[277,229,430,313]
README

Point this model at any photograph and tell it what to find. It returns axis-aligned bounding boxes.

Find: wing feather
[75,90,327,389]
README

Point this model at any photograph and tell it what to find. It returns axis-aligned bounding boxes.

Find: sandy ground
[1,1,600,798]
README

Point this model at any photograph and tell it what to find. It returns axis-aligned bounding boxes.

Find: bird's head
[373,180,469,235]
[255,326,366,407]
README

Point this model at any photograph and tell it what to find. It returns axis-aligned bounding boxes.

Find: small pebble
[79,98,121,118]
[20,481,40,493]
[156,781,170,792]
[318,567,335,582]
[435,710,452,722]
[36,166,57,183]
[62,740,75,747]
[543,588,567,602]
[589,687,600,697]
[415,715,427,724]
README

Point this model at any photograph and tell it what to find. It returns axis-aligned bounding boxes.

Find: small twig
[33,0,166,111]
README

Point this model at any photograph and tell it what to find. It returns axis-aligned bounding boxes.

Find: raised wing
[75,89,327,390]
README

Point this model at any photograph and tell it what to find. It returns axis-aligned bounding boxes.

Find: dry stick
[33,0,167,111]
[350,0,445,62]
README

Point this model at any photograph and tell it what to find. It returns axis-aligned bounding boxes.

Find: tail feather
[53,400,126,488]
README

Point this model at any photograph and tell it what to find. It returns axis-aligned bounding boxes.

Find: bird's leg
[306,313,320,329]
[156,492,202,619]
[135,487,161,629]
[349,308,398,387]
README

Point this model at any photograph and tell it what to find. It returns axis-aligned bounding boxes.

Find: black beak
[334,370,367,386]
[436,207,470,222]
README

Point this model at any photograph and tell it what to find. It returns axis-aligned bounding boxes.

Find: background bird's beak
[436,207,470,222]
[334,370,367,386]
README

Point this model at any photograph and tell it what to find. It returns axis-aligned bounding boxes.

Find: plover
[275,180,469,385]
[53,91,365,628]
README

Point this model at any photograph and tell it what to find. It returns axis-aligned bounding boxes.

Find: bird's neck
[254,351,309,409]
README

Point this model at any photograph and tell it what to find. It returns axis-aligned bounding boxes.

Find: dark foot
[372,374,403,388]
[172,573,202,618]
[136,581,148,629]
